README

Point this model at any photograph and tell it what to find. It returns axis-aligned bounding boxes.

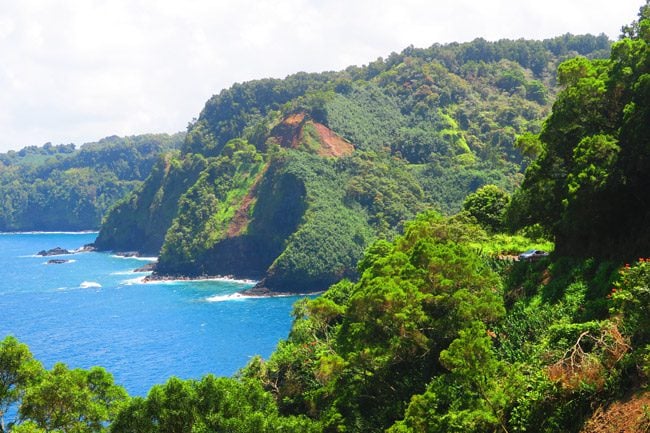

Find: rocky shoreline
[37,244,96,256]
[38,244,314,297]
[142,272,318,297]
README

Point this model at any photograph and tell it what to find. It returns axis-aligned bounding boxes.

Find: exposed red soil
[269,113,306,149]
[225,165,268,238]
[269,112,354,158]
[311,122,354,157]
[581,392,650,433]
[226,192,255,238]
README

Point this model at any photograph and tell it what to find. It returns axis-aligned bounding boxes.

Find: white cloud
[0,0,642,151]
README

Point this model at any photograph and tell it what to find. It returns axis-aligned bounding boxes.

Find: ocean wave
[120,276,148,286]
[204,293,255,302]
[146,276,257,286]
[110,270,152,275]
[110,255,158,262]
[199,276,257,284]
[204,291,301,302]
[132,256,158,262]
[79,281,102,289]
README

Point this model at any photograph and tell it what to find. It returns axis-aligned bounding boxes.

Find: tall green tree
[110,375,319,433]
[245,212,505,432]
[0,337,43,433]
[19,364,128,433]
[463,184,511,232]
[509,2,650,260]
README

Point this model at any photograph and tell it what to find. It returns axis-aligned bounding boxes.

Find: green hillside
[0,133,184,231]
[95,34,610,292]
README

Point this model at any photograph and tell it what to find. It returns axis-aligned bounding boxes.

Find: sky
[0,0,643,152]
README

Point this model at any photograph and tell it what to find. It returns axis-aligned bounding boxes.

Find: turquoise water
[0,232,301,396]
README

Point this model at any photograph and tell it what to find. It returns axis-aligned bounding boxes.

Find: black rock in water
[134,263,156,273]
[77,243,97,252]
[47,259,70,264]
[37,247,72,256]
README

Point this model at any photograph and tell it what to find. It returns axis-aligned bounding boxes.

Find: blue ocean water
[0,232,302,396]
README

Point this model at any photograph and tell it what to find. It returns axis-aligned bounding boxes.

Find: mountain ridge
[92,34,612,292]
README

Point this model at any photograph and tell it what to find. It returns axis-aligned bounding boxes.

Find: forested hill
[0,133,184,231]
[94,34,611,292]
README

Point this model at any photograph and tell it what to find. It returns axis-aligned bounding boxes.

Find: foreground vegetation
[2,217,648,432]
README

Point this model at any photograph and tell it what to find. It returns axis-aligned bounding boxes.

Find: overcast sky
[0,0,643,152]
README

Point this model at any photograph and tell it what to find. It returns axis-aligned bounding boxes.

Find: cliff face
[94,153,207,255]
[155,157,308,281]
[95,120,375,292]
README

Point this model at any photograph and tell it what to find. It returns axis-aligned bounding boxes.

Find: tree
[463,185,511,232]
[514,133,543,160]
[390,322,512,433]
[20,364,128,433]
[510,2,650,260]
[110,375,319,433]
[0,337,43,433]
[247,212,505,432]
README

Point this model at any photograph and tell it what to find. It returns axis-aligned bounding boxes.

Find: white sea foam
[133,256,158,262]
[79,281,101,288]
[111,269,152,275]
[204,291,300,302]
[204,292,254,302]
[147,276,257,286]
[120,276,148,286]
[198,276,257,285]
[111,254,158,262]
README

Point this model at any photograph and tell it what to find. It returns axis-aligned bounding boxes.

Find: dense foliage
[0,134,183,231]
[508,3,650,261]
[0,337,316,433]
[0,336,128,433]
[241,211,509,432]
[96,34,611,291]
[110,376,319,433]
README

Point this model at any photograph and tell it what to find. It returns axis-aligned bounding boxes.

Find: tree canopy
[508,2,650,261]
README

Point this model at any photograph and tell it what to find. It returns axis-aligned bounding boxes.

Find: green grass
[471,233,554,257]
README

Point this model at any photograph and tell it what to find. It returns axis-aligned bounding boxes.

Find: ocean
[0,232,302,396]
